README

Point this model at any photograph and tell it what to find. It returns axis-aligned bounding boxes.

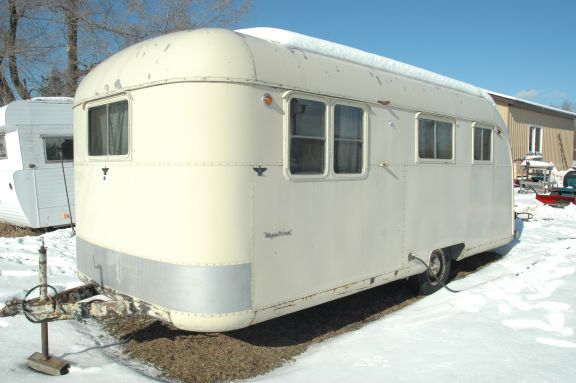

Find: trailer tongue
[0,283,134,322]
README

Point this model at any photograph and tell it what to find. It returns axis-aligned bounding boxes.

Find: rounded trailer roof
[237,28,488,100]
[75,28,257,104]
[75,27,494,114]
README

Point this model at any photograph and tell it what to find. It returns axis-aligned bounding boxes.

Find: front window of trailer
[88,100,128,156]
[289,98,326,174]
[44,137,73,162]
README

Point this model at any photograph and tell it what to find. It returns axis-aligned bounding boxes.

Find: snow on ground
[0,191,575,382]
[252,192,576,382]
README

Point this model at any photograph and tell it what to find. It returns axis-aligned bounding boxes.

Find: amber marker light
[262,93,273,106]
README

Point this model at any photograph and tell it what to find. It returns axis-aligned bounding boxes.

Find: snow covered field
[1,191,575,382]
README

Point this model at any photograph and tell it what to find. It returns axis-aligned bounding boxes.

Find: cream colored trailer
[73,28,514,332]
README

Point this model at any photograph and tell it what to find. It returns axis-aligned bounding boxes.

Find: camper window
[334,104,363,174]
[473,126,492,162]
[0,135,6,159]
[289,98,326,174]
[88,100,128,156]
[44,137,73,162]
[418,118,453,160]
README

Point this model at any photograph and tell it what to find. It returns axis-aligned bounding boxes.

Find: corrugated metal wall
[505,105,574,170]
[574,119,576,166]
[495,104,509,126]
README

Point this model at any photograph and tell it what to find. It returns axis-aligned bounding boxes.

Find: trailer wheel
[415,248,451,295]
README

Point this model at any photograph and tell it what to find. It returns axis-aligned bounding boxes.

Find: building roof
[488,91,576,120]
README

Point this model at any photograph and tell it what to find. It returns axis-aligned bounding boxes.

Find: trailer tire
[415,248,451,295]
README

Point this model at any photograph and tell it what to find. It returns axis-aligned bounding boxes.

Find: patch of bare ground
[0,222,44,237]
[100,252,502,383]
[451,251,502,279]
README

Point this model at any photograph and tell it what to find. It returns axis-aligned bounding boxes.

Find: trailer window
[0,135,7,159]
[473,127,492,161]
[418,118,453,160]
[289,98,326,174]
[88,100,128,156]
[44,137,73,162]
[334,105,363,173]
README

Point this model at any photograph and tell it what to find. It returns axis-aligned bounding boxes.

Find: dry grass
[102,280,419,383]
[0,222,44,238]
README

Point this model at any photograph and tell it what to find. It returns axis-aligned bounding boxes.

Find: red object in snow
[535,188,576,207]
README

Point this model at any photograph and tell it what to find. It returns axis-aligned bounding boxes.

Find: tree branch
[0,58,17,105]
[65,0,78,96]
[7,0,31,99]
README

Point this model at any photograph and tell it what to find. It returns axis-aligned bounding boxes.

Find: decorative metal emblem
[253,166,267,176]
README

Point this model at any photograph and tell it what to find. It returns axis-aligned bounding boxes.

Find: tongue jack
[26,238,70,376]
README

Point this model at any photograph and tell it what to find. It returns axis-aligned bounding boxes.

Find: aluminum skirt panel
[76,237,252,314]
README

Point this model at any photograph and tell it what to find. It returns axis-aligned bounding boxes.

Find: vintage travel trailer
[72,28,514,332]
[0,98,74,228]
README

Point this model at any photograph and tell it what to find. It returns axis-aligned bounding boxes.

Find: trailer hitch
[0,283,135,322]
[0,239,138,376]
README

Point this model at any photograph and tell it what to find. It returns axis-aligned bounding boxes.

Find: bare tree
[39,67,65,96]
[0,0,252,104]
[0,0,39,103]
[64,0,78,96]
[560,100,575,112]
[6,0,31,99]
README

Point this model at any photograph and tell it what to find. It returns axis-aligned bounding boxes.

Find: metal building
[489,92,576,170]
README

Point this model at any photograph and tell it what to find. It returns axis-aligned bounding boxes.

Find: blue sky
[239,0,576,108]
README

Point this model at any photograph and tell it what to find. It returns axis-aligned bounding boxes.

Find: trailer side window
[289,98,326,174]
[88,100,128,156]
[418,118,453,160]
[334,104,363,174]
[473,127,492,162]
[0,135,7,159]
[44,137,73,162]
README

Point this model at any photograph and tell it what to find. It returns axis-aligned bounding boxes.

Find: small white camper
[0,98,75,228]
[73,28,514,332]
